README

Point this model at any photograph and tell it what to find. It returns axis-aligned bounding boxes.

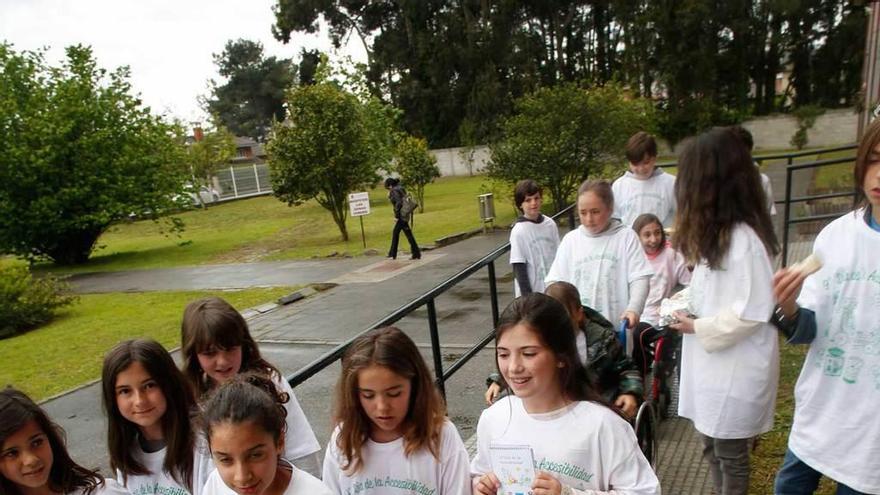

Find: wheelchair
[618,321,681,468]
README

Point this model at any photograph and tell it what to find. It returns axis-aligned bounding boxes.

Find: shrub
[0,265,77,338]
[790,105,826,150]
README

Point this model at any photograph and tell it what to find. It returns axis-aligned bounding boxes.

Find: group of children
[504,124,880,495]
[3,124,878,495]
[1,296,663,495]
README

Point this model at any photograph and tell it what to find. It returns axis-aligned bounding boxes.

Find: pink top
[643,242,691,326]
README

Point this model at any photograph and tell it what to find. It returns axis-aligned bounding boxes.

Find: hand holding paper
[489,444,536,494]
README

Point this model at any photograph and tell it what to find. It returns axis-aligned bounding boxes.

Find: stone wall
[428,107,858,176]
[742,107,857,150]
[429,145,492,176]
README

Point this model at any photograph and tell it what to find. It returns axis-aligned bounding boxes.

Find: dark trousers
[775,448,869,495]
[388,218,420,259]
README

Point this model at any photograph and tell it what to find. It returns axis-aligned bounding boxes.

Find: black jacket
[388,185,406,219]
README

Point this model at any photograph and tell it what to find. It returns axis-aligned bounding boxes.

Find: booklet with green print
[489,444,536,495]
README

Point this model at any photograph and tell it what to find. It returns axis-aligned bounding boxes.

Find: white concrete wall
[429,108,858,175]
[429,145,491,176]
[743,108,857,150]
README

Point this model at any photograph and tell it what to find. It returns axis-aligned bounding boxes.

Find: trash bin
[478,193,495,222]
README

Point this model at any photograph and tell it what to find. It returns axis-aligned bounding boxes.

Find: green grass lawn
[36,175,518,274]
[810,148,856,192]
[0,287,298,401]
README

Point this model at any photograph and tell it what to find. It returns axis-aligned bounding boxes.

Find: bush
[0,265,77,338]
[790,105,826,150]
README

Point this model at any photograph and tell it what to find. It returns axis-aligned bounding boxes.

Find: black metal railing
[288,203,576,396]
[780,154,857,266]
[660,144,858,267]
[657,143,856,170]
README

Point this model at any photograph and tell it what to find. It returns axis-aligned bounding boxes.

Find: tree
[273,0,866,148]
[205,39,296,142]
[298,48,321,86]
[488,83,655,212]
[268,82,394,241]
[185,125,235,206]
[0,44,187,265]
[393,136,440,213]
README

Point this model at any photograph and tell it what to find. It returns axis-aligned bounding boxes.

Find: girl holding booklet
[471,293,659,495]
[322,326,471,495]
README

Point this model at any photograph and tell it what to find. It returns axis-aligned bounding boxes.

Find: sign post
[348,192,371,249]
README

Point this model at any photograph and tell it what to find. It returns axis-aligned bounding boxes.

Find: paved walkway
[67,257,378,293]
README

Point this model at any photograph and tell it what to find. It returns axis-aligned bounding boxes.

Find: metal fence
[214,163,272,200]
[660,144,858,267]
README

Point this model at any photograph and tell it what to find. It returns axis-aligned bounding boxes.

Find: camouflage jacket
[579,306,643,401]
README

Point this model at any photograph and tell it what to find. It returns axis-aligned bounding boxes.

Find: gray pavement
[67,257,378,293]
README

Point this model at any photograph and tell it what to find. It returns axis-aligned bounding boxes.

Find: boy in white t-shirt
[771,119,880,495]
[730,125,776,216]
[612,131,677,227]
[509,179,560,296]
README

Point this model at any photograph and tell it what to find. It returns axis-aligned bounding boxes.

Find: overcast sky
[0,0,367,124]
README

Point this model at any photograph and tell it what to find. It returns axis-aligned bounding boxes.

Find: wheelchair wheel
[633,401,658,468]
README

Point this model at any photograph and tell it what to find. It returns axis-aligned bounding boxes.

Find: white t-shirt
[272,373,321,462]
[788,210,880,493]
[201,462,331,495]
[759,172,777,216]
[470,397,659,494]
[677,223,779,439]
[509,216,560,296]
[643,244,691,327]
[545,225,653,324]
[322,420,471,495]
[611,170,677,227]
[70,479,132,495]
[116,439,214,495]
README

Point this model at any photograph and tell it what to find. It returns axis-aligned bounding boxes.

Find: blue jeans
[775,448,869,495]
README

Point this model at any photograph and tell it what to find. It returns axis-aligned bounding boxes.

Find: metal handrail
[657,143,857,169]
[780,155,857,266]
[288,202,577,395]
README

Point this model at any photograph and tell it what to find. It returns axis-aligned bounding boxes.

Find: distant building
[231,136,267,165]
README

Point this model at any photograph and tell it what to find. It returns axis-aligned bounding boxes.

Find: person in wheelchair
[484,281,643,418]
